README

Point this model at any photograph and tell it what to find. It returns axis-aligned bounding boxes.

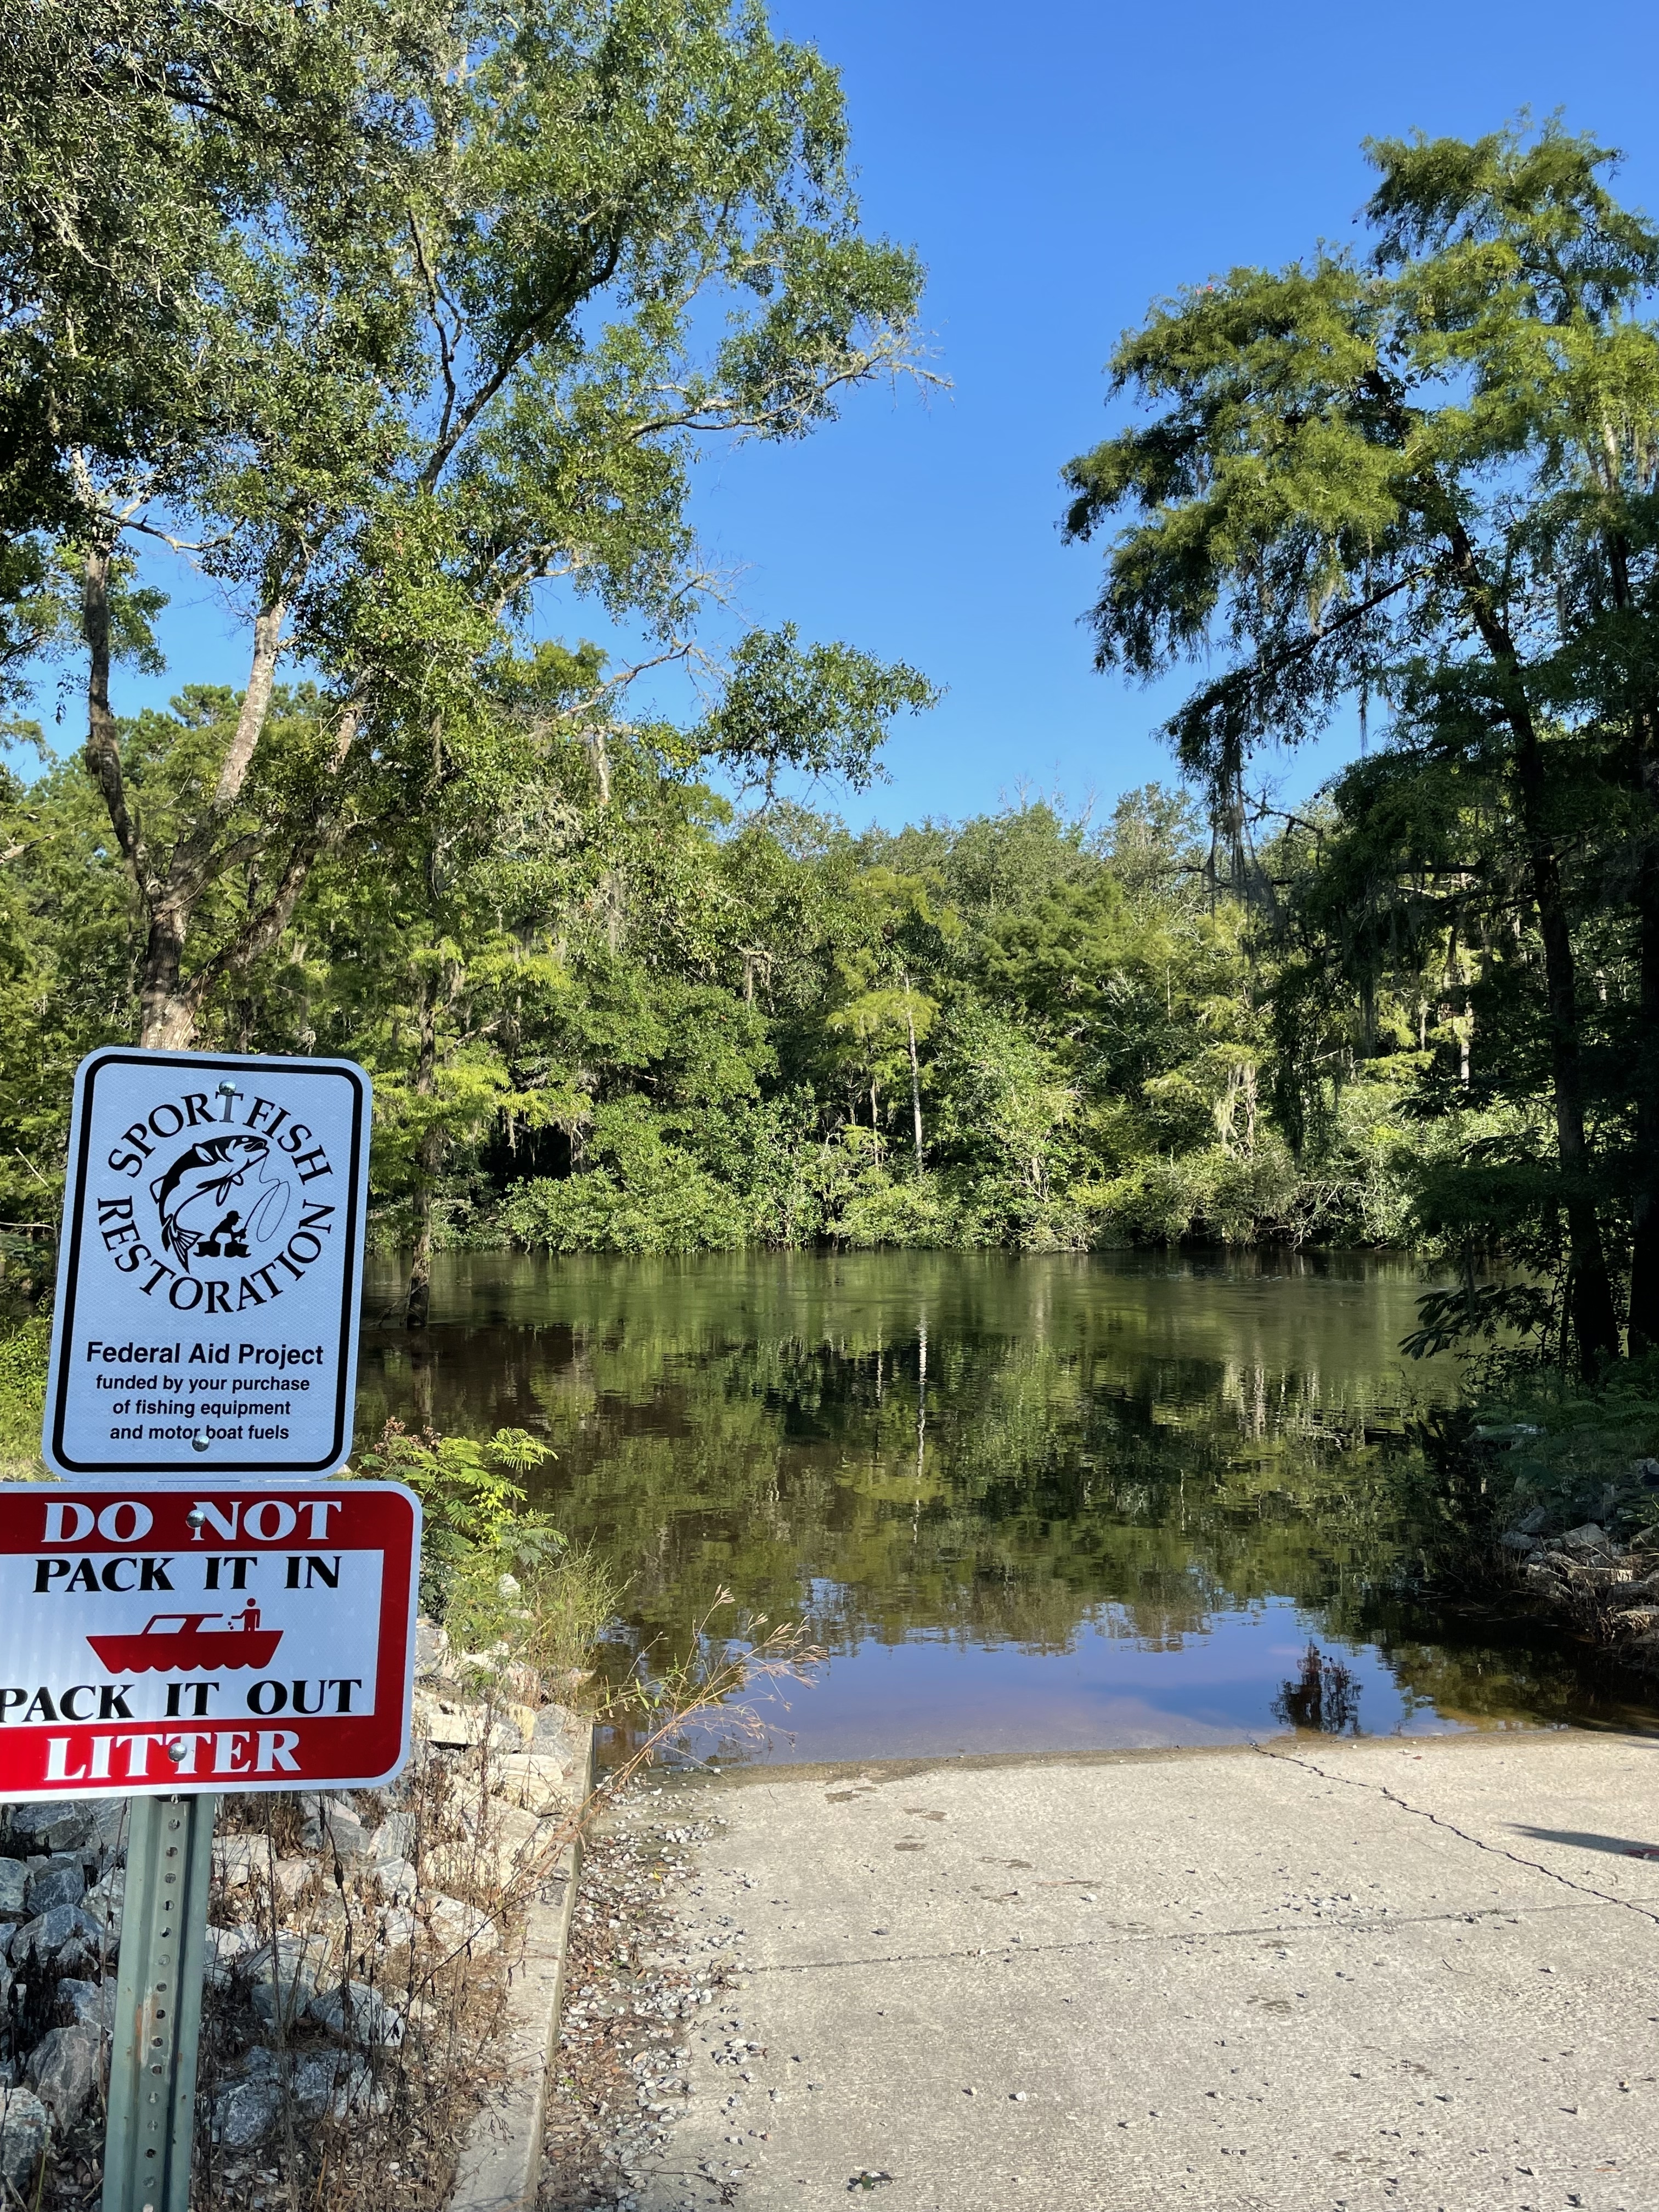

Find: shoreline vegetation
[3,782,1456,1281]
[454,785,1436,1269]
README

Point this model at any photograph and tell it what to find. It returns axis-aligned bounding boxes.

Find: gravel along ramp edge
[539,1786,751,2212]
[449,1727,598,2212]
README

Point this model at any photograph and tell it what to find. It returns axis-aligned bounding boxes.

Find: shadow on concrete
[1510,1825,1659,1858]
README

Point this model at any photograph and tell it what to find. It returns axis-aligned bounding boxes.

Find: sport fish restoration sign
[44,1049,370,1477]
[0,1483,419,1801]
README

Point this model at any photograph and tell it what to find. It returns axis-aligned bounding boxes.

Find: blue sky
[56,0,1659,832]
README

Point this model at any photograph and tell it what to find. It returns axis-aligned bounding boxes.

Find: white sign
[44,1050,371,1480]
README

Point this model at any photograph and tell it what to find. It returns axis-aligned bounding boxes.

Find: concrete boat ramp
[629,1733,1659,2212]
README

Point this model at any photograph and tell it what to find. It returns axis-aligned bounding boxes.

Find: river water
[356,1249,1659,1761]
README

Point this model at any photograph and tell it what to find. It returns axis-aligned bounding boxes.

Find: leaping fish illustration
[149,1133,272,1271]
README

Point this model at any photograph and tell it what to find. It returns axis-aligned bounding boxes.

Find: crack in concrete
[726,1893,1621,1979]
[1254,1740,1659,1928]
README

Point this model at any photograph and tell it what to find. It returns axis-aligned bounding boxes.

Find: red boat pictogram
[86,1604,282,1673]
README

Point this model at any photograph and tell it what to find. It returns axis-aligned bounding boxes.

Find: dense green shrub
[354,1419,619,1679]
[0,1314,49,1476]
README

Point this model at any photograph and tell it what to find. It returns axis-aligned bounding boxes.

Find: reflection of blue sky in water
[671,1598,1480,1768]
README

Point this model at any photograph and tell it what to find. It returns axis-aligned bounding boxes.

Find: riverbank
[607,1734,1659,2211]
[1471,1374,1659,1675]
[1504,1519,1659,1672]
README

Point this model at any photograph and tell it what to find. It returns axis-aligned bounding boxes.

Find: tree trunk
[84,545,200,1046]
[1629,816,1659,1351]
[138,903,198,1047]
[407,970,442,1330]
[82,549,137,871]
[82,543,156,932]
[1443,519,1619,1371]
[904,979,924,1170]
[1510,719,1620,1370]
[407,1159,437,1331]
[1591,505,1658,1353]
[80,555,325,1049]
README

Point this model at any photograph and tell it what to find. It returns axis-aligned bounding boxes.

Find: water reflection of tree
[1272,1643,1362,1734]
[353,1252,1650,1724]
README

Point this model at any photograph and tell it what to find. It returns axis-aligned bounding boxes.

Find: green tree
[9,0,930,1048]
[1064,120,1659,1369]
[822,868,952,1166]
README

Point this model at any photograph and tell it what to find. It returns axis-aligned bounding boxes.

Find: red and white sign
[0,1483,420,1800]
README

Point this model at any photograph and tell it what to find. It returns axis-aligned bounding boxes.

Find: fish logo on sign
[148,1131,291,1272]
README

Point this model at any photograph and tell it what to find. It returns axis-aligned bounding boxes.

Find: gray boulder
[372,1854,417,1904]
[246,1933,325,2031]
[249,1977,312,2034]
[325,1810,370,1865]
[0,2086,49,2198]
[292,2050,343,2117]
[10,1905,105,1975]
[82,1865,124,1938]
[298,1797,371,1864]
[5,1804,93,1855]
[307,1979,404,2048]
[368,1809,416,1862]
[292,2049,355,2117]
[212,2075,283,2151]
[204,1922,260,1988]
[247,1929,328,1984]
[55,1977,115,2030]
[332,2063,390,2120]
[0,1860,27,1918]
[290,2049,390,2120]
[25,2024,101,2124]
[86,1801,127,1865]
[211,1836,259,1890]
[1558,1521,1609,1551]
[25,1856,86,1917]
[531,1699,583,1747]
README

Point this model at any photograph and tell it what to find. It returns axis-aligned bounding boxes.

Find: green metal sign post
[101,1796,217,2212]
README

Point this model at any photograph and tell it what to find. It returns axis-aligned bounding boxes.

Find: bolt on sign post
[8,1049,421,2212]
